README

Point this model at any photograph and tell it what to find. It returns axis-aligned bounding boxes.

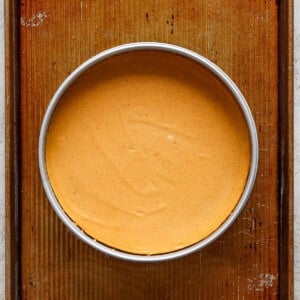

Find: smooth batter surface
[46,51,250,254]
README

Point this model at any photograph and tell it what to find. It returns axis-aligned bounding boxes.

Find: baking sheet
[5,0,293,298]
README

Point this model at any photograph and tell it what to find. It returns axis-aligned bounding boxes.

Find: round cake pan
[39,42,259,262]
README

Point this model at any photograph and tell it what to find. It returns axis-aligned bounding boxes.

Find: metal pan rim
[38,42,259,262]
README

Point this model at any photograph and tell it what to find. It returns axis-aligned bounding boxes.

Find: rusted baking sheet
[6,0,293,299]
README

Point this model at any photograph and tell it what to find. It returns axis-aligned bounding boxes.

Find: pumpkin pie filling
[46,51,250,254]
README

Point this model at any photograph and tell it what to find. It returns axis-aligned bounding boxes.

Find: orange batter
[46,51,250,254]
